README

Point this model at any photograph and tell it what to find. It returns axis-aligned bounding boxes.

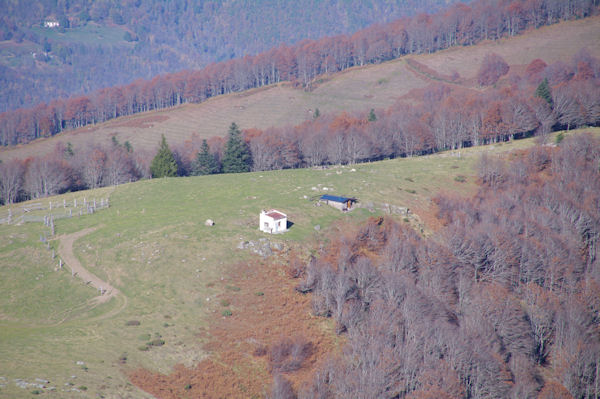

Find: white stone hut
[44,18,60,28]
[260,209,287,234]
[320,195,357,211]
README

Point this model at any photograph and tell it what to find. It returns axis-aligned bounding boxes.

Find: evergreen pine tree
[535,78,553,108]
[313,108,321,119]
[222,123,251,173]
[368,108,377,122]
[192,139,220,175]
[64,142,74,157]
[150,135,178,178]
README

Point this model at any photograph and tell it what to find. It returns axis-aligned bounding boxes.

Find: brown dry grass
[129,256,337,399]
[1,16,598,162]
[417,16,600,82]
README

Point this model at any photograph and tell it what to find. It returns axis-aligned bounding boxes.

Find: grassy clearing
[419,15,600,81]
[0,129,592,397]
[29,23,130,46]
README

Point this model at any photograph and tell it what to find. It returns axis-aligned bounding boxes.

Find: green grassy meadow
[0,130,592,397]
[29,23,131,46]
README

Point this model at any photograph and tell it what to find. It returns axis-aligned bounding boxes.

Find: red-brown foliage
[477,53,510,86]
[296,133,600,399]
[1,0,597,146]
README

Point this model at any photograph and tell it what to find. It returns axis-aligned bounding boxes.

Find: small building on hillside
[320,195,357,211]
[260,209,288,234]
[44,18,60,28]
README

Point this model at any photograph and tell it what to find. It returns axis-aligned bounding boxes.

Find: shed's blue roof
[320,194,354,203]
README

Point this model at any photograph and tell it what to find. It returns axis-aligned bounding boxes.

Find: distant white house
[260,209,287,234]
[44,19,60,28]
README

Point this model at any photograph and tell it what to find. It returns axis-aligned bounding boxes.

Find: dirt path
[58,227,120,305]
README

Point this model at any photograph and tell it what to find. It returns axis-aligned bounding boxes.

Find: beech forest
[1,0,597,146]
[286,133,600,399]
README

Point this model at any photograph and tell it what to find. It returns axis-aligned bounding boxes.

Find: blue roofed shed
[320,194,357,211]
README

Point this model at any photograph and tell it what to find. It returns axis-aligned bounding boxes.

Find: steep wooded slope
[1,15,598,162]
[0,0,455,113]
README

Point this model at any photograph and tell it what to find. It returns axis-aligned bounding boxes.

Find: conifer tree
[368,108,377,122]
[192,139,220,175]
[535,78,553,108]
[222,123,251,173]
[150,135,178,178]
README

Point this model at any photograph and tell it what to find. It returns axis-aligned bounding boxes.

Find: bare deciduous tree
[0,158,25,204]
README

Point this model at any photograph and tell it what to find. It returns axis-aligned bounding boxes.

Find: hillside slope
[0,0,454,113]
[1,15,598,162]
[0,129,569,398]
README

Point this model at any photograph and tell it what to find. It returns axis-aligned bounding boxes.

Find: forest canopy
[0,0,457,113]
[1,0,598,147]
[290,133,600,399]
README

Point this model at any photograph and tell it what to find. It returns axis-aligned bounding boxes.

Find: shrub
[220,299,230,307]
[268,335,313,372]
[222,309,233,317]
[269,374,297,399]
[286,256,305,279]
[477,53,509,86]
[149,339,165,347]
[125,320,140,326]
[454,175,466,183]
[254,344,267,356]
[256,291,265,296]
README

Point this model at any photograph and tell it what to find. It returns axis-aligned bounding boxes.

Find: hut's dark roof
[320,194,355,203]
